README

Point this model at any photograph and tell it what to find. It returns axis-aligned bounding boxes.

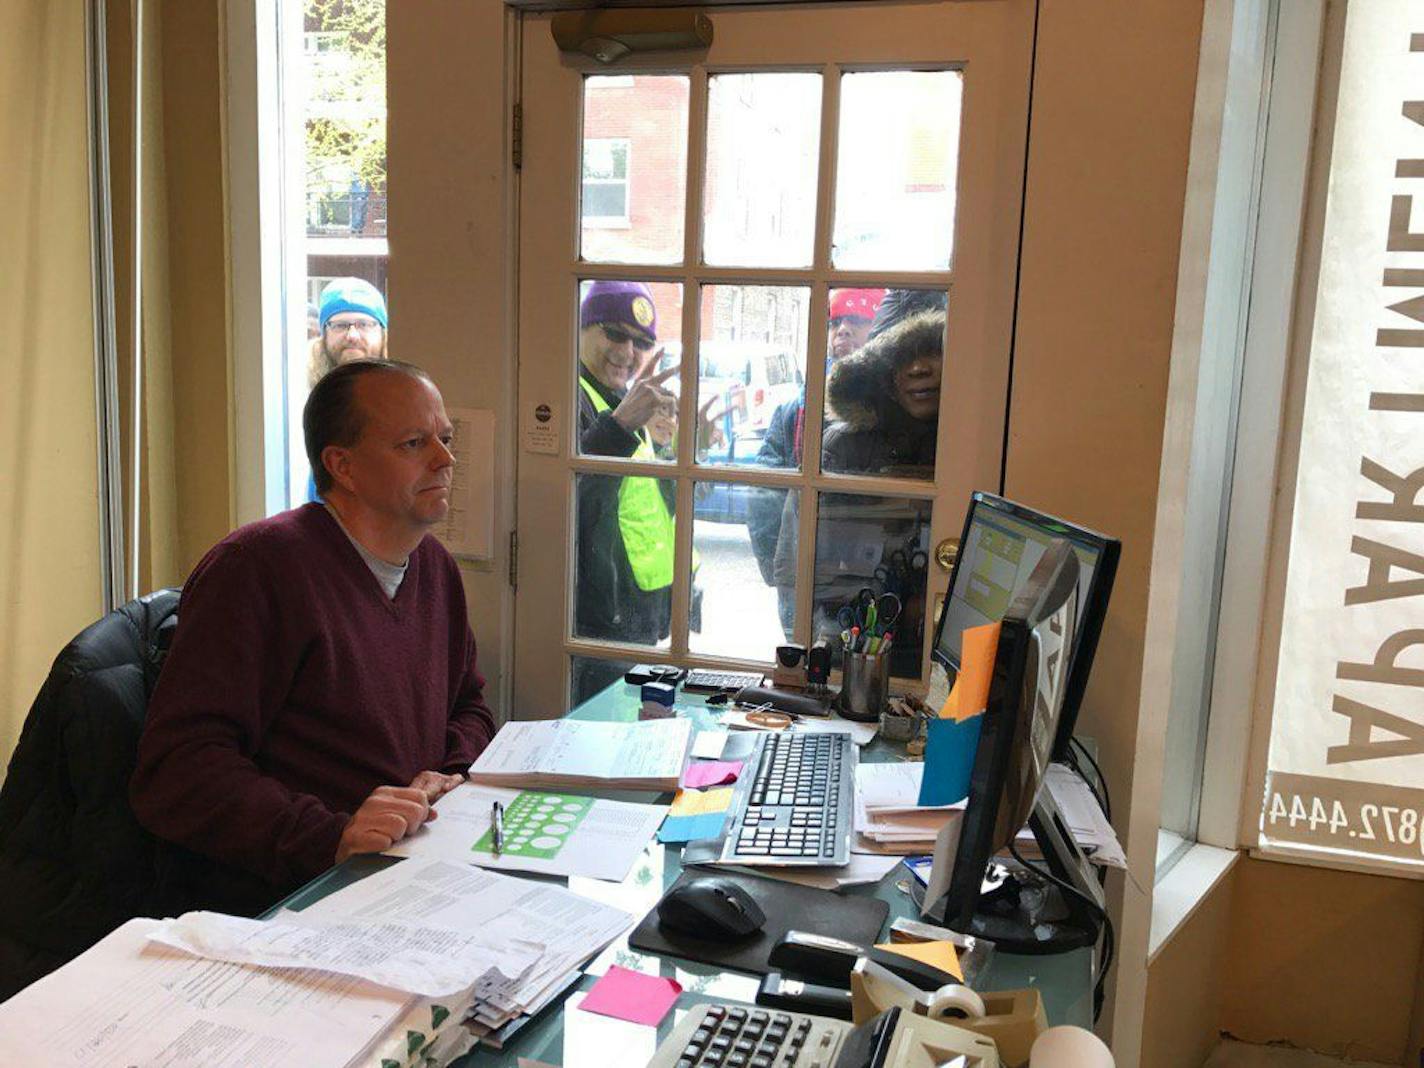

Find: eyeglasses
[326,318,381,335]
[599,323,656,353]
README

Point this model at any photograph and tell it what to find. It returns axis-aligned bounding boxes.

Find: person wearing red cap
[748,288,885,636]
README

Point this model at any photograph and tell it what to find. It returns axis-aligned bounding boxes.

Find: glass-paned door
[514,2,1033,714]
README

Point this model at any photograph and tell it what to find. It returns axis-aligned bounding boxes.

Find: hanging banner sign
[1262,2,1424,873]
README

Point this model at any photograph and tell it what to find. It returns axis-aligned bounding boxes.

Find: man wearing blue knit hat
[308,277,389,389]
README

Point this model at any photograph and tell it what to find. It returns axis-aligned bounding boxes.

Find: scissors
[873,592,902,633]
[837,587,878,631]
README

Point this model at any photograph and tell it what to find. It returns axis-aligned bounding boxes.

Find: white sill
[1148,841,1239,962]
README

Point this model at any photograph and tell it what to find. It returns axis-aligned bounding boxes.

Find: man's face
[579,322,654,393]
[893,351,943,421]
[323,314,386,364]
[334,374,455,531]
[827,315,872,361]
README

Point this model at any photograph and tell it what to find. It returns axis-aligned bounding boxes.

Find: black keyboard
[647,1003,846,1068]
[720,732,852,867]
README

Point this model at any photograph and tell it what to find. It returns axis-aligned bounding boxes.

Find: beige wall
[1221,858,1424,1064]
[1008,0,1205,1049]
[0,2,104,763]
[1142,867,1236,1068]
[386,1,516,711]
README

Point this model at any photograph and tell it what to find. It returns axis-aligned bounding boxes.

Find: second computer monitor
[933,492,1118,759]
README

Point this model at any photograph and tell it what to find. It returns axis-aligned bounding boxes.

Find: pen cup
[837,650,890,723]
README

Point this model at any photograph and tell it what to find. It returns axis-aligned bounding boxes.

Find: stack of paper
[151,859,636,1061]
[0,918,416,1068]
[386,782,667,883]
[469,717,693,791]
[1013,763,1127,869]
[855,761,965,854]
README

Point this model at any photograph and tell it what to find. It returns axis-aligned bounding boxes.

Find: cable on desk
[1008,841,1114,1025]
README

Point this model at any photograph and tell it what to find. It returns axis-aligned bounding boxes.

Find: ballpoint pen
[491,801,504,854]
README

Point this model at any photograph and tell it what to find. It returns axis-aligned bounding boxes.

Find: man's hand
[409,769,465,803]
[611,358,678,435]
[335,785,434,863]
[696,394,727,458]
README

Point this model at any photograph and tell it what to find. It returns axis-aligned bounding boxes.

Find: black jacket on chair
[0,589,188,1002]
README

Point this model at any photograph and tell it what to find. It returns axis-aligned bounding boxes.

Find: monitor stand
[926,790,1105,956]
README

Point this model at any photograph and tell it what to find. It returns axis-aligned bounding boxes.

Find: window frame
[580,135,633,228]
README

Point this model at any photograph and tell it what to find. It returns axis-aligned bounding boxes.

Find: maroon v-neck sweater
[131,504,496,898]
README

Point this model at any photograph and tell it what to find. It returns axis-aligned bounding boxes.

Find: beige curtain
[0,2,105,765]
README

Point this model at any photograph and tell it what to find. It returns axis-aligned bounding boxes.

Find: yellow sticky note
[874,939,964,981]
[954,622,1001,721]
[669,787,734,817]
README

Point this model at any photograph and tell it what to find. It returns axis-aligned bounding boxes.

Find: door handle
[934,537,960,572]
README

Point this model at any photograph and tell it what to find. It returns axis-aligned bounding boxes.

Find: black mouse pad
[628,869,890,976]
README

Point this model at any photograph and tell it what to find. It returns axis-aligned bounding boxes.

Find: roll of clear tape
[924,983,986,1020]
[1029,1025,1114,1067]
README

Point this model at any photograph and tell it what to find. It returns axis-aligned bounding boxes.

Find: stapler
[850,959,1048,1068]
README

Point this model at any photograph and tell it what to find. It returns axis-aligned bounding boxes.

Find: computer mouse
[657,877,766,940]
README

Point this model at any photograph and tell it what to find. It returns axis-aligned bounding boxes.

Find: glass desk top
[279,682,1093,1065]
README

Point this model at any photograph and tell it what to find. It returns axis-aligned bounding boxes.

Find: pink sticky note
[682,759,744,788]
[579,965,682,1027]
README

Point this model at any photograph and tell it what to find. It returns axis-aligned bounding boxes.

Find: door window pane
[703,73,822,268]
[691,482,792,658]
[821,289,946,480]
[576,280,684,462]
[572,472,677,650]
[581,75,689,265]
[831,71,961,271]
[570,654,640,709]
[696,285,810,469]
[813,493,932,678]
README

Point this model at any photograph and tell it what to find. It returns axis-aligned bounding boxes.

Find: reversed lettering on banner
[1264,2,1424,874]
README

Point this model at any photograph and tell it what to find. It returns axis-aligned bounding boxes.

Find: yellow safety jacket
[579,378,675,592]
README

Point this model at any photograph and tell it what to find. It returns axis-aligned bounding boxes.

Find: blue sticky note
[657,811,729,844]
[917,715,984,807]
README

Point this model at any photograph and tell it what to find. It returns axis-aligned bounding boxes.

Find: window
[236,0,388,512]
[1153,0,1275,879]
[581,138,631,226]
[1251,0,1424,877]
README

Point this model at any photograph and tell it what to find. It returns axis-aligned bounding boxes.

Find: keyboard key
[727,1056,748,1068]
[735,1038,756,1053]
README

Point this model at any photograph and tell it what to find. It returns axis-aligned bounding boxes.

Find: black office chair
[0,589,183,1001]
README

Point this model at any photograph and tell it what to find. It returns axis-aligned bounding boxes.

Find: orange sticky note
[873,939,964,981]
[954,622,1001,721]
[938,678,961,720]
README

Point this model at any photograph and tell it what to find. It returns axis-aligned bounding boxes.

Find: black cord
[1008,841,1114,1023]
[1069,735,1111,824]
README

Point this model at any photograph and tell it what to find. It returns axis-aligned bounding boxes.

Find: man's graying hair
[303,359,433,494]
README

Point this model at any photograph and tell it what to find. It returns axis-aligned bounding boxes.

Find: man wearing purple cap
[573,281,681,701]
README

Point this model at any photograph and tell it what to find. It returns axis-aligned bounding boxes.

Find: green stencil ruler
[474,791,594,860]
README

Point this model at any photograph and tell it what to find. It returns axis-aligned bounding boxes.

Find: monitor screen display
[935,497,1102,671]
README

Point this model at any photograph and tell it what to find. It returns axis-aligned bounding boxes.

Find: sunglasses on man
[600,323,656,353]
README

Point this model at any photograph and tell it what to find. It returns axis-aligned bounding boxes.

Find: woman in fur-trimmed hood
[821,308,944,477]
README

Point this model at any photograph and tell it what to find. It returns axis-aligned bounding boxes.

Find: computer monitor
[932,492,1119,760]
[934,539,1105,953]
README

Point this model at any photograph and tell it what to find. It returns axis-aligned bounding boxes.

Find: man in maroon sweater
[130,359,497,915]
